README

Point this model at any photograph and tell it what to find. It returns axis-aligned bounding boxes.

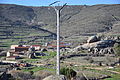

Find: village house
[10,45,18,50]
[10,45,30,51]
[6,41,70,59]
[15,46,30,52]
[10,45,41,52]
[10,45,30,49]
[6,45,31,60]
[31,45,41,50]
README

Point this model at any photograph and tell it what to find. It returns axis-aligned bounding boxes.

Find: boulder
[87,35,99,43]
[43,75,66,80]
[81,43,91,49]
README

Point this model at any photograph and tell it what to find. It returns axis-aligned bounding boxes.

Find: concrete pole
[56,10,60,75]
[49,2,67,75]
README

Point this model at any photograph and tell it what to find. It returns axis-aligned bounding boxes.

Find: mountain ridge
[0,4,120,47]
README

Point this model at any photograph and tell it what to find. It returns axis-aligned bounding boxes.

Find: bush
[29,71,34,75]
[60,67,77,80]
[114,43,120,56]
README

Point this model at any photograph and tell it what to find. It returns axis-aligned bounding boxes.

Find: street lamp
[49,1,67,75]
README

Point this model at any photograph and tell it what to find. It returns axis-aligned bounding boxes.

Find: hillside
[32,4,120,37]
[61,4,120,36]
[0,4,120,48]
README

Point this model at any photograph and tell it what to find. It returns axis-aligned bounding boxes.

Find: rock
[99,49,104,54]
[0,51,7,56]
[114,36,119,40]
[28,53,35,59]
[92,48,99,54]
[90,47,115,55]
[73,45,82,51]
[43,75,66,80]
[41,48,47,52]
[87,35,100,43]
[82,40,115,49]
[81,43,91,49]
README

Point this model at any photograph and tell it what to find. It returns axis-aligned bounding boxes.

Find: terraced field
[0,25,56,49]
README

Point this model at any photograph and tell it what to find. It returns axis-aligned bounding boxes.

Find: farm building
[15,46,30,52]
[31,45,41,50]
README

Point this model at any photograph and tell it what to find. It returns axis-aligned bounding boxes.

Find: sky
[0,0,120,6]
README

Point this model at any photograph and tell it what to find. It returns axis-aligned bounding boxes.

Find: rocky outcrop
[72,35,118,55]
[89,47,115,55]
[73,40,115,51]
[82,40,116,49]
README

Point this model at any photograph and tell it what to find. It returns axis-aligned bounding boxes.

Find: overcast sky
[0,0,120,6]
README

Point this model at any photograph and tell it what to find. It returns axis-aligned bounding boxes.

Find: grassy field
[21,51,56,62]
[104,74,120,80]
[19,51,56,72]
[22,66,55,72]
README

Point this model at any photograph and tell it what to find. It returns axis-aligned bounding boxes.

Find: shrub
[29,71,34,75]
[60,67,77,80]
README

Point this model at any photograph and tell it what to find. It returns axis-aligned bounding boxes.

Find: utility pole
[49,1,67,75]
